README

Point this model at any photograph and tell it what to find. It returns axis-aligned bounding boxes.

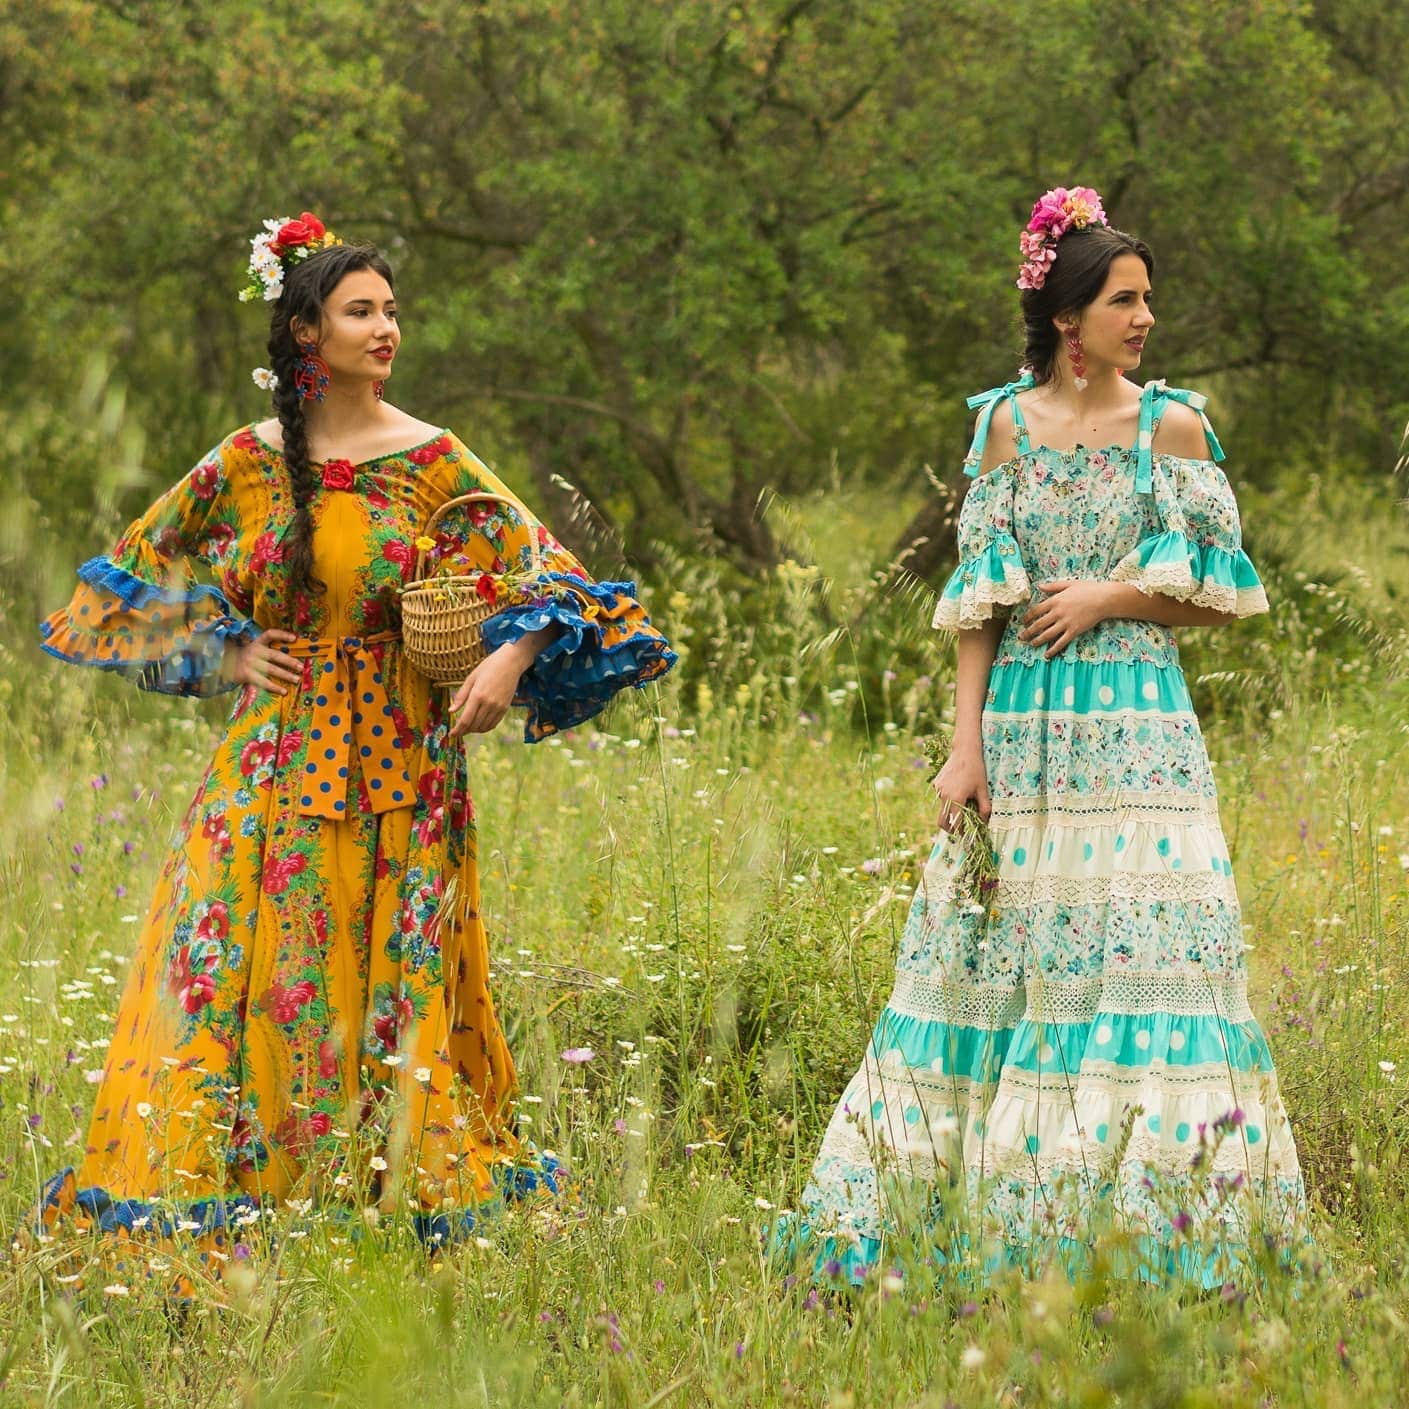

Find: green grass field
[2,468,1408,1407]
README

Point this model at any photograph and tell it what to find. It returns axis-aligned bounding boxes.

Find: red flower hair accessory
[238,210,342,305]
[241,209,344,391]
[1016,186,1107,291]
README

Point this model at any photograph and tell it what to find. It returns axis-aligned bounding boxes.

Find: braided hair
[265,242,396,615]
[1019,225,1152,385]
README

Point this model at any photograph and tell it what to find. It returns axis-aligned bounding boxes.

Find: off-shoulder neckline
[974,444,1217,481]
[245,424,452,468]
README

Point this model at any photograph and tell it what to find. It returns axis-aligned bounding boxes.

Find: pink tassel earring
[1064,325,1088,391]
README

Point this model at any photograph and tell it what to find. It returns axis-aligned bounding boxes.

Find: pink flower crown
[1016,186,1108,291]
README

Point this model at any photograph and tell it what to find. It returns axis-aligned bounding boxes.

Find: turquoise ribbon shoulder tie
[1135,379,1225,494]
[962,371,1036,478]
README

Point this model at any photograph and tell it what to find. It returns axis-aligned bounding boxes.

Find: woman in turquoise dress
[775,187,1306,1288]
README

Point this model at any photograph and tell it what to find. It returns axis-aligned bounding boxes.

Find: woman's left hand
[1018,580,1114,659]
[449,645,528,738]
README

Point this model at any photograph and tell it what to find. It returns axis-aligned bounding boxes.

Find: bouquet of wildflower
[409,535,588,616]
[921,730,1000,917]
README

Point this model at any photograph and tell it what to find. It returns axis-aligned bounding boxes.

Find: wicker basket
[400,491,542,687]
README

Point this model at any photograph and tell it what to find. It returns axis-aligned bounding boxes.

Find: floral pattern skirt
[774,650,1308,1289]
[35,656,558,1293]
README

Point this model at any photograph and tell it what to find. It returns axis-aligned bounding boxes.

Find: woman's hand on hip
[224,629,303,694]
[932,748,991,831]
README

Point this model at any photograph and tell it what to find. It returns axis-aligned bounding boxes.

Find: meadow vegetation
[1,446,1407,1407]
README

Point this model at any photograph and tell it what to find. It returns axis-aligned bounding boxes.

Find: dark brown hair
[266,242,396,613]
[1020,225,1153,385]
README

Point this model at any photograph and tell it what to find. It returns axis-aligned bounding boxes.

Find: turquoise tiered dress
[778,377,1306,1288]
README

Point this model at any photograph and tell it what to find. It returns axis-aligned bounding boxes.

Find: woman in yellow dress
[36,212,675,1277]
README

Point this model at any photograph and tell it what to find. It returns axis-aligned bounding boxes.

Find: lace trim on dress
[997,870,1239,907]
[1109,546,1269,618]
[931,549,1032,631]
[989,792,1222,827]
[888,969,1256,1024]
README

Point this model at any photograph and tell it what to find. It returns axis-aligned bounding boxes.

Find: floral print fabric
[779,388,1307,1289]
[36,427,675,1267]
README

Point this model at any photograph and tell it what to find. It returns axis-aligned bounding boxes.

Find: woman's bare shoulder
[1151,400,1212,459]
[975,399,1018,475]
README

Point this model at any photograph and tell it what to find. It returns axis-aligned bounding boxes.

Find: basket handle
[412,491,544,584]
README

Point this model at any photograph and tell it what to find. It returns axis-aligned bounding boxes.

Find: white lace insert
[888,969,1256,1024]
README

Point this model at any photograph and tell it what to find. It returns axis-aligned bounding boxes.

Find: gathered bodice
[998,444,1173,666]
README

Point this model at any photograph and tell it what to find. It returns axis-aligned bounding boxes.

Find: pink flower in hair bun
[1017,185,1108,290]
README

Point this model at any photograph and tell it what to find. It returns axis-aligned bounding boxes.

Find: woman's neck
[302,382,386,437]
[1046,363,1127,409]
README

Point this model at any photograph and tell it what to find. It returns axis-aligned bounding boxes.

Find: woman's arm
[934,615,1002,827]
[1018,578,1235,658]
[449,624,560,739]
[1096,582,1235,628]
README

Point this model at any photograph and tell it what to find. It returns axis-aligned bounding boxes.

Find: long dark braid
[262,242,396,617]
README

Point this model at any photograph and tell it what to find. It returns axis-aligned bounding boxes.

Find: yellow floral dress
[37,425,674,1269]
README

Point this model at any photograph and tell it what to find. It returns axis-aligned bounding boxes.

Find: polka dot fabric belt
[284,631,415,820]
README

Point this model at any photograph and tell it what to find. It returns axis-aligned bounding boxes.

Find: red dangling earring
[1064,325,1087,391]
[294,341,331,402]
[373,380,385,401]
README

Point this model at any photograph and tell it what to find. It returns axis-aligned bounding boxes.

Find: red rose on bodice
[250,529,285,575]
[321,459,356,491]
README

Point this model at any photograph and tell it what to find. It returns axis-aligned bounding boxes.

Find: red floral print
[321,459,356,491]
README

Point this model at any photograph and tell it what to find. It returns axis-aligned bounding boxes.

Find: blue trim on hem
[37,1154,565,1248]
[766,1212,1310,1292]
